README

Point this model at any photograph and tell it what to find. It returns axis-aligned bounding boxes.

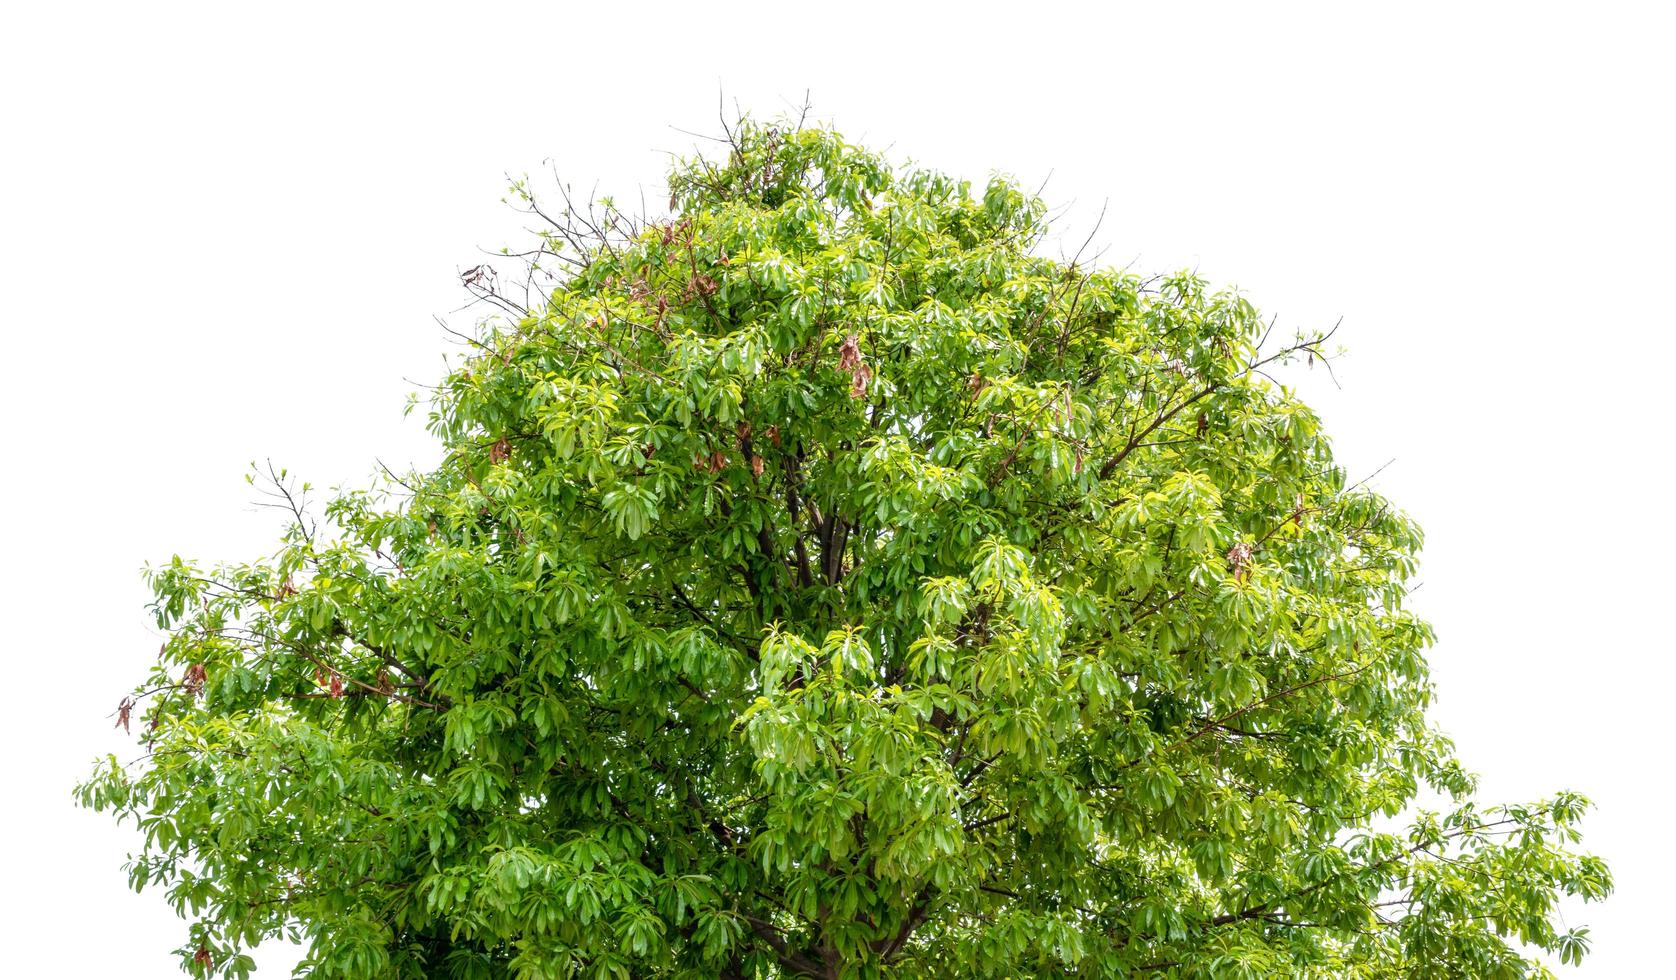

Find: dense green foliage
[81,119,1608,978]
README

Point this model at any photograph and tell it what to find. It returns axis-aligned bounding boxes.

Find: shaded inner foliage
[81,117,1608,979]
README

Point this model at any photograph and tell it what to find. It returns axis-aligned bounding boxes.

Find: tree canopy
[80,117,1608,979]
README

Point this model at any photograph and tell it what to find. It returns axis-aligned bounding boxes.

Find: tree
[80,115,1609,979]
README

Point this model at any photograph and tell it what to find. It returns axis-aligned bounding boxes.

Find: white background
[2,2,1670,975]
